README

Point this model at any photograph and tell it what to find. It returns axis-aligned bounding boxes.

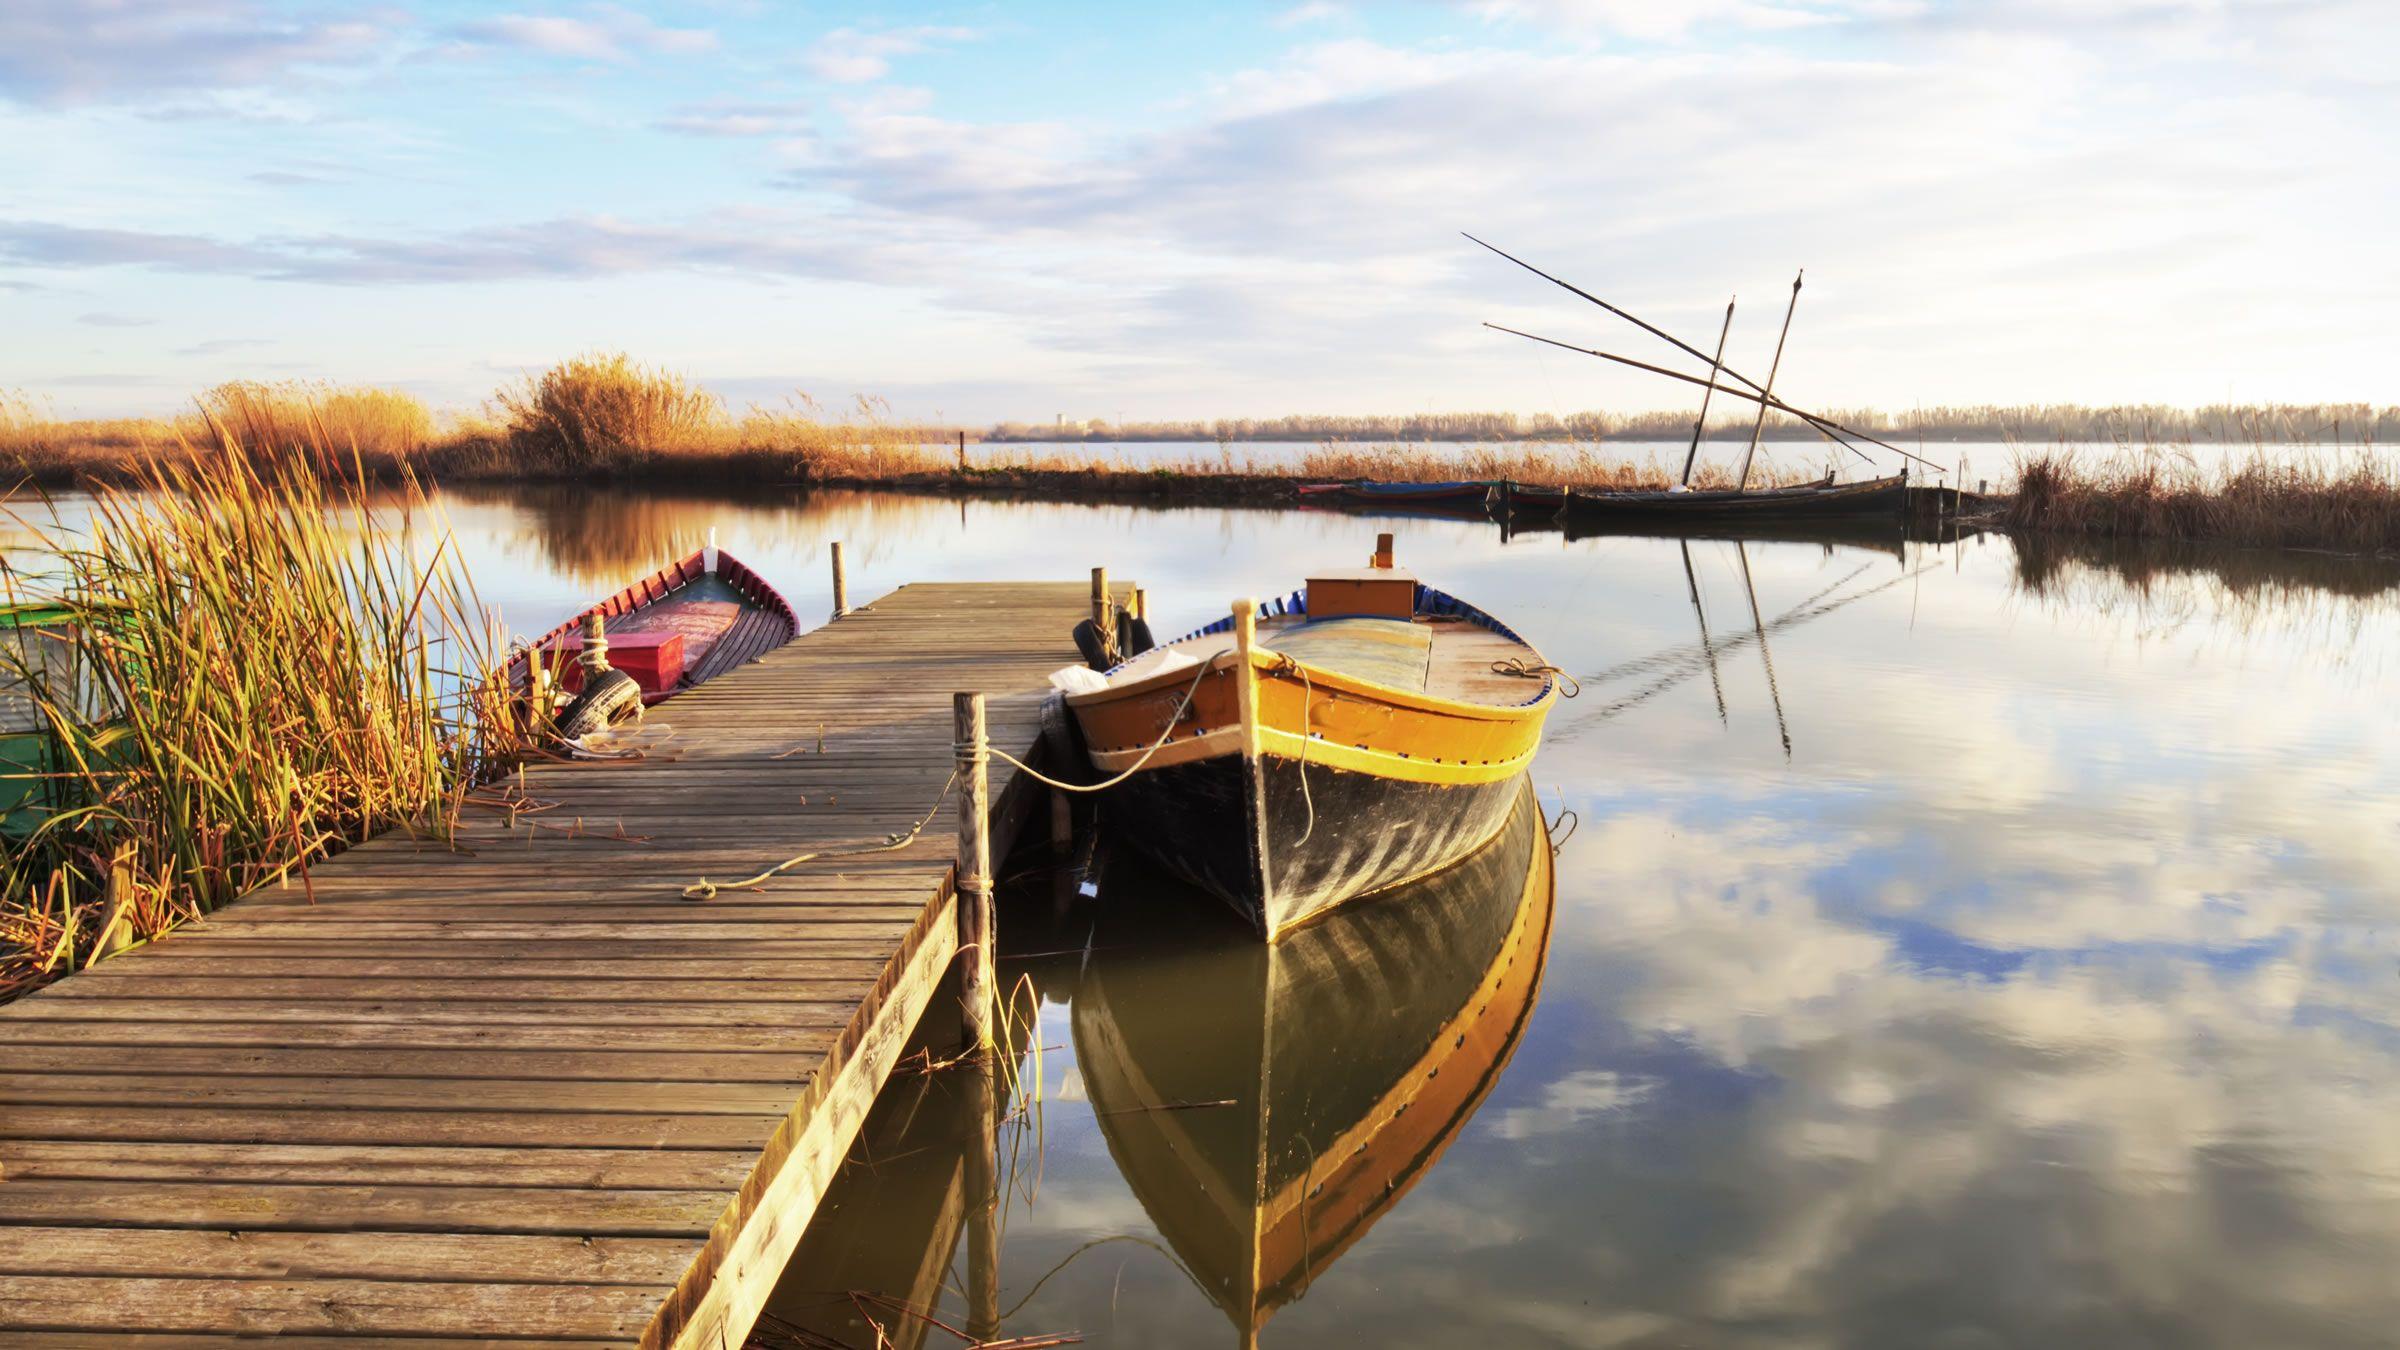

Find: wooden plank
[0,1020,841,1054]
[0,1047,821,1083]
[0,1227,694,1284]
[0,1276,661,1339]
[0,1000,859,1026]
[9,1328,618,1348]
[0,1106,782,1150]
[0,1181,727,1237]
[0,1074,808,1115]
[32,976,883,1003]
[0,1142,758,1189]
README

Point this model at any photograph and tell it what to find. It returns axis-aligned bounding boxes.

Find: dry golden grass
[1271,441,1825,489]
[2004,451,2400,556]
[2,391,198,483]
[200,380,434,467]
[491,352,725,470]
[1,430,531,1000]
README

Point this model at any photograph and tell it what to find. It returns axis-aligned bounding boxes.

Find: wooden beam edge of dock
[643,730,1052,1350]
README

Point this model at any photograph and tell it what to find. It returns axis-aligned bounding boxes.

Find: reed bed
[1271,441,1823,489]
[0,435,530,1001]
[2004,451,2400,556]
[201,380,434,471]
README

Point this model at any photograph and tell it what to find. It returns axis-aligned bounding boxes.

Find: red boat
[516,541,799,736]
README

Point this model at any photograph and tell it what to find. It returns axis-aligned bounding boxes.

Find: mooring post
[957,429,968,471]
[830,541,848,620]
[1129,586,1147,622]
[954,691,994,1051]
[1090,566,1116,667]
[966,1055,1001,1343]
[578,612,609,675]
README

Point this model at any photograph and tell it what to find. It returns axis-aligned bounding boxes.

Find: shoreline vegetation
[3,354,2396,556]
[0,436,530,1000]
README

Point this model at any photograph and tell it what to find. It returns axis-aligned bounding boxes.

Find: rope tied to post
[679,768,959,901]
[1491,656,1580,698]
[988,655,1216,794]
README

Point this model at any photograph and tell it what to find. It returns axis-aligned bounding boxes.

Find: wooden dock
[0,580,1103,1348]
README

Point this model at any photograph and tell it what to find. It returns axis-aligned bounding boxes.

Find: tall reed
[2005,451,2400,556]
[492,352,726,470]
[0,434,529,1000]
[201,380,434,469]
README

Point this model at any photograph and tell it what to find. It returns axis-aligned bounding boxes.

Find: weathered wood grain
[0,581,1110,1346]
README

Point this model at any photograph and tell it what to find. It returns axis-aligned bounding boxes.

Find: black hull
[1563,476,1907,522]
[1105,753,1529,938]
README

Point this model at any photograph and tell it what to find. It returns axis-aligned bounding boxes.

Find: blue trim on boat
[1124,581,1550,707]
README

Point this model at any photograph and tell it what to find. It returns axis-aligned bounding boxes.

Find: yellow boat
[1063,536,1561,939]
[1075,782,1555,1340]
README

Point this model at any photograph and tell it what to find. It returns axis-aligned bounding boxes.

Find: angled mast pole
[1738,272,1802,493]
[1681,297,1735,487]
[1478,323,1953,476]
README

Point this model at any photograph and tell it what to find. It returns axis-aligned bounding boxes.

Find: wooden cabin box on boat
[1060,537,1559,941]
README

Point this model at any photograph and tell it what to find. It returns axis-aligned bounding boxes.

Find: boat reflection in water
[754,780,1554,1349]
[1075,777,1555,1344]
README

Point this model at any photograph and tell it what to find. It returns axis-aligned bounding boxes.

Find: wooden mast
[1737,271,1802,493]
[1681,297,1735,488]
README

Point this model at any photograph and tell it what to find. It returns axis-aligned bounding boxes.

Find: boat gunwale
[1563,470,1908,510]
[509,544,800,699]
[1063,584,1558,722]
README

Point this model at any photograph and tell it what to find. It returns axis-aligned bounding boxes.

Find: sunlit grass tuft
[200,380,434,467]
[0,427,531,1000]
[492,352,727,470]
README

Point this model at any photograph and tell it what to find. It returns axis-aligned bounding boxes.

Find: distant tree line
[986,404,2399,446]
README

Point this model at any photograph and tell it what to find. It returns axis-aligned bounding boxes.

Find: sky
[1,0,2394,424]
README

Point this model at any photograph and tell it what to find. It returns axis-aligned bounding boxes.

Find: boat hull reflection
[1075,779,1556,1340]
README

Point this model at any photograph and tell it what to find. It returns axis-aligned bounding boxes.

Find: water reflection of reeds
[2008,532,2400,669]
[428,484,970,592]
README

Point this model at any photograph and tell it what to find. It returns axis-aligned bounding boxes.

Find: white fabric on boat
[1048,646,1200,694]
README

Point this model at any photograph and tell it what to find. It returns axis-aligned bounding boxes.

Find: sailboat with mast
[1469,238,1928,524]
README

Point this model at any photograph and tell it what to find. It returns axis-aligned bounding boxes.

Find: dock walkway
[0,580,1099,1348]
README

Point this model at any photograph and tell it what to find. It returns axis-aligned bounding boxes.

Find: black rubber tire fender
[558,668,644,739]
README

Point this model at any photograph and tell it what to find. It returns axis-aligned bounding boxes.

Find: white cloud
[1273,1,1351,28]
[453,8,716,63]
[802,24,976,84]
[654,99,812,138]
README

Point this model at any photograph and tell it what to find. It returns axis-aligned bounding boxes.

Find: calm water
[17,483,2400,1347]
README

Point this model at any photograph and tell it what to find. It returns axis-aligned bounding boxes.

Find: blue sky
[3,1,2393,422]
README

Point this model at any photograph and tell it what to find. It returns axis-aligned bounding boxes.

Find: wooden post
[1090,566,1115,667]
[1231,599,1273,925]
[578,612,609,674]
[954,692,993,1051]
[1129,587,1147,622]
[957,430,968,471]
[966,1058,1001,1344]
[829,542,848,620]
[1232,599,1260,754]
[1049,785,1073,855]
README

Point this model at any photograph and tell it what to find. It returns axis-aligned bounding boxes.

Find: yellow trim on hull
[1073,646,1554,789]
